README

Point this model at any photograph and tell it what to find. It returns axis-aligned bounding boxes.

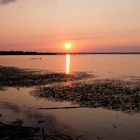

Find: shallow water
[0,54,140,140]
[0,87,140,140]
[0,54,140,78]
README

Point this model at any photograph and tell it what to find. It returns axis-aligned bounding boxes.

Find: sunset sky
[0,0,140,52]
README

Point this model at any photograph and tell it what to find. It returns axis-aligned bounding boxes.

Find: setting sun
[65,43,72,50]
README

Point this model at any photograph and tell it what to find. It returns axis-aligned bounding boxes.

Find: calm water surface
[0,54,140,78]
[0,54,140,140]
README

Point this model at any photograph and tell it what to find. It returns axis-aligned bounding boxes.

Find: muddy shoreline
[0,65,140,140]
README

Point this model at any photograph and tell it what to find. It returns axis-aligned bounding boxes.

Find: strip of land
[0,51,140,55]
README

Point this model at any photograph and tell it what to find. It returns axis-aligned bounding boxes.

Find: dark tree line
[0,51,139,55]
[0,51,57,55]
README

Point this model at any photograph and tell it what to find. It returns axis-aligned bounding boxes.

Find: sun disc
[65,43,72,50]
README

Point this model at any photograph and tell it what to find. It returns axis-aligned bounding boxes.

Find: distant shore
[0,51,140,55]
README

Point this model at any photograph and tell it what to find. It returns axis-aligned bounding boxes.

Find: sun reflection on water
[66,54,70,74]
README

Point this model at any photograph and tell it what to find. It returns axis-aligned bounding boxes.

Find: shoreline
[0,51,140,55]
[0,65,140,140]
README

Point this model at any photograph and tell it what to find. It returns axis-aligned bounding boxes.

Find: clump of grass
[0,120,76,140]
[0,66,91,88]
[0,121,40,140]
[33,79,140,113]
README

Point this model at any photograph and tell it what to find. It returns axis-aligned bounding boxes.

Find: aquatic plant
[33,79,140,113]
[0,66,91,88]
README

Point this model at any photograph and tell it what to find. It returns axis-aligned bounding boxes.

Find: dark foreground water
[0,54,140,140]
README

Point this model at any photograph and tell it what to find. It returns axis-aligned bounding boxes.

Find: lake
[0,54,140,140]
[0,54,140,77]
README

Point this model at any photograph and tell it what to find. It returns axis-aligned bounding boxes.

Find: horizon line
[0,50,140,55]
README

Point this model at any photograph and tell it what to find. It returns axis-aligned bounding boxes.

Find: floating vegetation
[33,79,140,113]
[0,65,140,113]
[0,66,91,88]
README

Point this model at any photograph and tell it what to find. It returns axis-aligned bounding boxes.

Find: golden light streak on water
[66,54,70,74]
